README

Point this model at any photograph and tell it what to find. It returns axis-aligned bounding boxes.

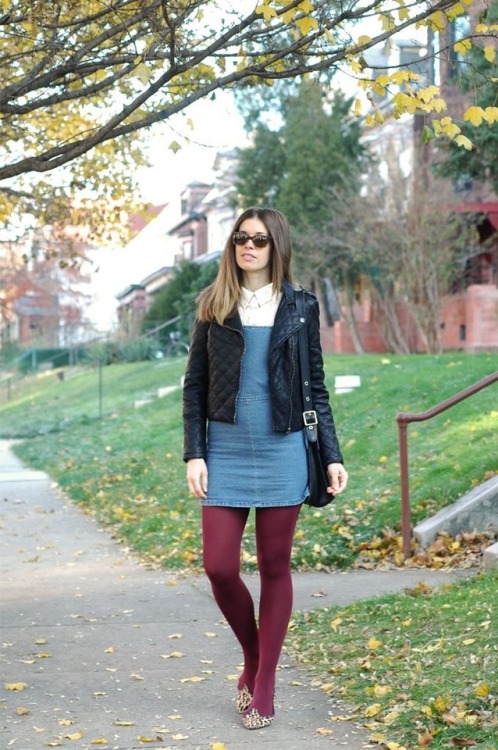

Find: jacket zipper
[287,336,297,433]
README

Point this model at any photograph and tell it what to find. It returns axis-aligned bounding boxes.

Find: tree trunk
[371,290,412,354]
[343,277,365,354]
[342,304,365,353]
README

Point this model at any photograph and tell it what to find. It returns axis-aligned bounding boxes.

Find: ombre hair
[196,207,295,323]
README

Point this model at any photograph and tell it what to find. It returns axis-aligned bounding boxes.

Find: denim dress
[203,326,308,507]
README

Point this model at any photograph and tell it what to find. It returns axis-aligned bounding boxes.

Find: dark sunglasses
[232,231,272,248]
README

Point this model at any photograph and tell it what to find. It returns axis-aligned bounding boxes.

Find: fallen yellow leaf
[463,715,478,727]
[180,676,205,683]
[382,710,400,724]
[365,703,382,717]
[137,737,160,744]
[210,743,229,750]
[367,637,382,650]
[316,727,332,735]
[474,682,490,697]
[373,684,391,696]
[114,720,135,726]
[434,695,451,713]
[16,706,30,715]
[65,731,83,740]
[91,740,108,745]
[4,682,28,691]
[330,714,358,721]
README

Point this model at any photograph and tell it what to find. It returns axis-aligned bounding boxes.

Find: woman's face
[234,217,272,284]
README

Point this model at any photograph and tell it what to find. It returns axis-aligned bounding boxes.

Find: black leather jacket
[183,281,343,465]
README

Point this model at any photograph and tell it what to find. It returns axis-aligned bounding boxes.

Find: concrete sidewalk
[0,440,471,750]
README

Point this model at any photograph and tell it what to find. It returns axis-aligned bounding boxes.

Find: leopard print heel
[236,685,252,714]
[243,707,274,730]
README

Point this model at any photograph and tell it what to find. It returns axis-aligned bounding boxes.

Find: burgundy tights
[202,504,301,717]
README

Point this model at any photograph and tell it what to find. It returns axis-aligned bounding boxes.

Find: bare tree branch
[0,0,481,183]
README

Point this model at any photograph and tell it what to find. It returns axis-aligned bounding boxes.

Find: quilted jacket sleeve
[306,296,344,465]
[182,319,210,461]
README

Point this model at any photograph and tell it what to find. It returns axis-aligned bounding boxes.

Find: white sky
[84,91,249,331]
[135,91,249,204]
[85,17,430,331]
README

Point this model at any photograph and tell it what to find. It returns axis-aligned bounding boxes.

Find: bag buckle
[303,410,318,427]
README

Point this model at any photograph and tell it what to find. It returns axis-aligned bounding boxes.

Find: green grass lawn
[2,354,497,750]
[1,352,496,571]
[287,570,498,750]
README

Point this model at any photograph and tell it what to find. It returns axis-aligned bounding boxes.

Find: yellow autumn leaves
[254,0,498,151]
[256,0,318,34]
[291,571,497,750]
[3,627,232,747]
[360,71,498,152]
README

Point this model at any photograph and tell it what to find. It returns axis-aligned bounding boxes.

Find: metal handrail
[138,315,181,340]
[396,370,498,558]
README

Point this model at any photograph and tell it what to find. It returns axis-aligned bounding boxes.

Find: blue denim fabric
[204,326,308,508]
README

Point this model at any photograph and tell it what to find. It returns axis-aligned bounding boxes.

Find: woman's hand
[327,462,348,495]
[187,458,208,499]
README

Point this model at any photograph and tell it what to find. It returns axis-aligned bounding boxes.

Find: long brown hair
[196,207,295,323]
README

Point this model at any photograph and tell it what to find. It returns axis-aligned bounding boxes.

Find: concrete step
[134,384,180,408]
[483,542,498,570]
[413,475,498,547]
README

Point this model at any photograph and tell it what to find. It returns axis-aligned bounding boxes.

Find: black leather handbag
[295,290,333,508]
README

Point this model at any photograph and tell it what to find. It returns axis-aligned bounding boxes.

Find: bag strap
[296,289,319,445]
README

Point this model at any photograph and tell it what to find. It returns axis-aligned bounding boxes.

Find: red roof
[128,204,166,234]
[454,201,498,230]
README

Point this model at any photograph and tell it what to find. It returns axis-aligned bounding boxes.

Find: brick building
[322,14,498,354]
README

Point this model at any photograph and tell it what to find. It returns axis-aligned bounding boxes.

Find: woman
[183,207,347,730]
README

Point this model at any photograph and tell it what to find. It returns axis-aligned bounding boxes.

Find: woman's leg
[249,504,302,717]
[202,506,259,692]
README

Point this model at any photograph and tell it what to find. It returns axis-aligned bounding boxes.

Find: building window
[448,15,471,79]
[459,324,466,341]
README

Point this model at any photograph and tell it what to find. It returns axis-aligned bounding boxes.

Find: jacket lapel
[270,282,303,350]
[220,283,303,349]
[222,311,244,334]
